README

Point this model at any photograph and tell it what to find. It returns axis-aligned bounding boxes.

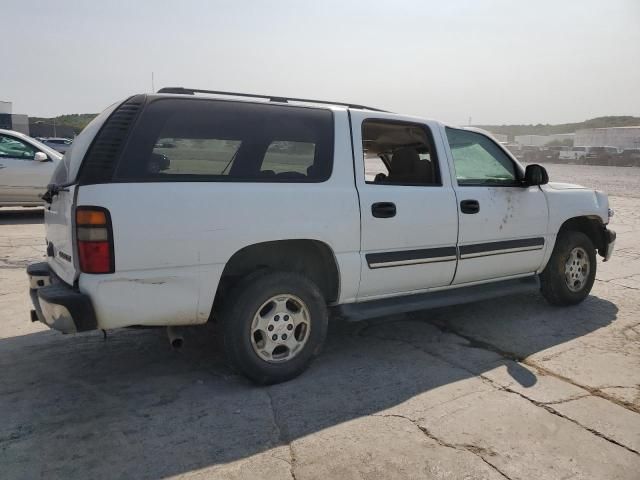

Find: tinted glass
[116,99,333,182]
[446,128,517,185]
[0,134,36,160]
[261,141,316,177]
[152,139,241,175]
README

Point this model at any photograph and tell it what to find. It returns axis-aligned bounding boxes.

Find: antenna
[151,72,155,93]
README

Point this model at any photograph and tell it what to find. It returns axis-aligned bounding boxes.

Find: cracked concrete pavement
[1,164,639,479]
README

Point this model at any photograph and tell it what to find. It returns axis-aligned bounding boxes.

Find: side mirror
[34,151,50,162]
[524,164,548,186]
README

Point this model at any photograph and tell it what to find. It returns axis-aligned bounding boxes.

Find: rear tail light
[76,207,114,274]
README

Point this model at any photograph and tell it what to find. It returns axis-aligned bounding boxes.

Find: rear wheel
[540,230,597,306]
[220,270,328,384]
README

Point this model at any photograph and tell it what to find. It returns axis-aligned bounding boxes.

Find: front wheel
[540,230,597,306]
[220,270,328,384]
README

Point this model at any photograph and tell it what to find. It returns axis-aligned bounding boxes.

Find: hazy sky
[2,0,639,124]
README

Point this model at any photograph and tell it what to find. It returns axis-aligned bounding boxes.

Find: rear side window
[151,139,241,175]
[116,99,334,182]
[261,141,316,176]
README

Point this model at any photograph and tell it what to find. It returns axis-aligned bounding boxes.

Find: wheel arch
[557,215,608,255]
[214,239,341,312]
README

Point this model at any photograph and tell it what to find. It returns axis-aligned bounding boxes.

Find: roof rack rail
[156,87,388,112]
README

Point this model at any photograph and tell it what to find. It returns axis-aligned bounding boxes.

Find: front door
[443,127,549,284]
[351,112,459,300]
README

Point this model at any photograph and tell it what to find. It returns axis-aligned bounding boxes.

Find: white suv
[27,88,616,384]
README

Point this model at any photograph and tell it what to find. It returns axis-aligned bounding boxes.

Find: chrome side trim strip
[368,255,457,269]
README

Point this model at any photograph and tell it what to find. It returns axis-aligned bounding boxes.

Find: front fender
[538,186,610,272]
[542,185,609,233]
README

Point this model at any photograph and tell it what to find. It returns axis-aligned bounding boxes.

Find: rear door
[351,111,459,300]
[443,127,548,284]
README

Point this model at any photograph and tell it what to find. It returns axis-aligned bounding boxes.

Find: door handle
[371,202,396,218]
[460,199,480,214]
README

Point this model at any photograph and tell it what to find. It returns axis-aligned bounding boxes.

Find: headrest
[392,147,419,174]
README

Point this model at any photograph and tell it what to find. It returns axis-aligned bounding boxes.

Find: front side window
[0,134,36,160]
[117,99,333,182]
[362,119,440,186]
[446,128,517,186]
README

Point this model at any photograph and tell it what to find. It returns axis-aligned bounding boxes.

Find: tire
[540,230,597,306]
[220,270,328,384]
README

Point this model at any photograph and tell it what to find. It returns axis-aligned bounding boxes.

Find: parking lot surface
[1,164,639,479]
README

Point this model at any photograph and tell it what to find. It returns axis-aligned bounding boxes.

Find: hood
[546,182,587,190]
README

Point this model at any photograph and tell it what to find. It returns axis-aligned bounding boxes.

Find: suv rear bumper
[27,262,97,334]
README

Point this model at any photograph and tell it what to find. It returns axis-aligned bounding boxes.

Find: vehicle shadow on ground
[0,292,617,479]
[0,208,44,225]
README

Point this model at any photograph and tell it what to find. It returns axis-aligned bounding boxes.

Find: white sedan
[0,129,63,207]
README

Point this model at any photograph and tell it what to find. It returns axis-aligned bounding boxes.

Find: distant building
[488,132,508,143]
[514,134,550,147]
[548,133,575,144]
[0,101,29,135]
[574,127,640,150]
[514,133,576,147]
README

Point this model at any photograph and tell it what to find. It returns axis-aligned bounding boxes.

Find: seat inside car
[386,147,434,184]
